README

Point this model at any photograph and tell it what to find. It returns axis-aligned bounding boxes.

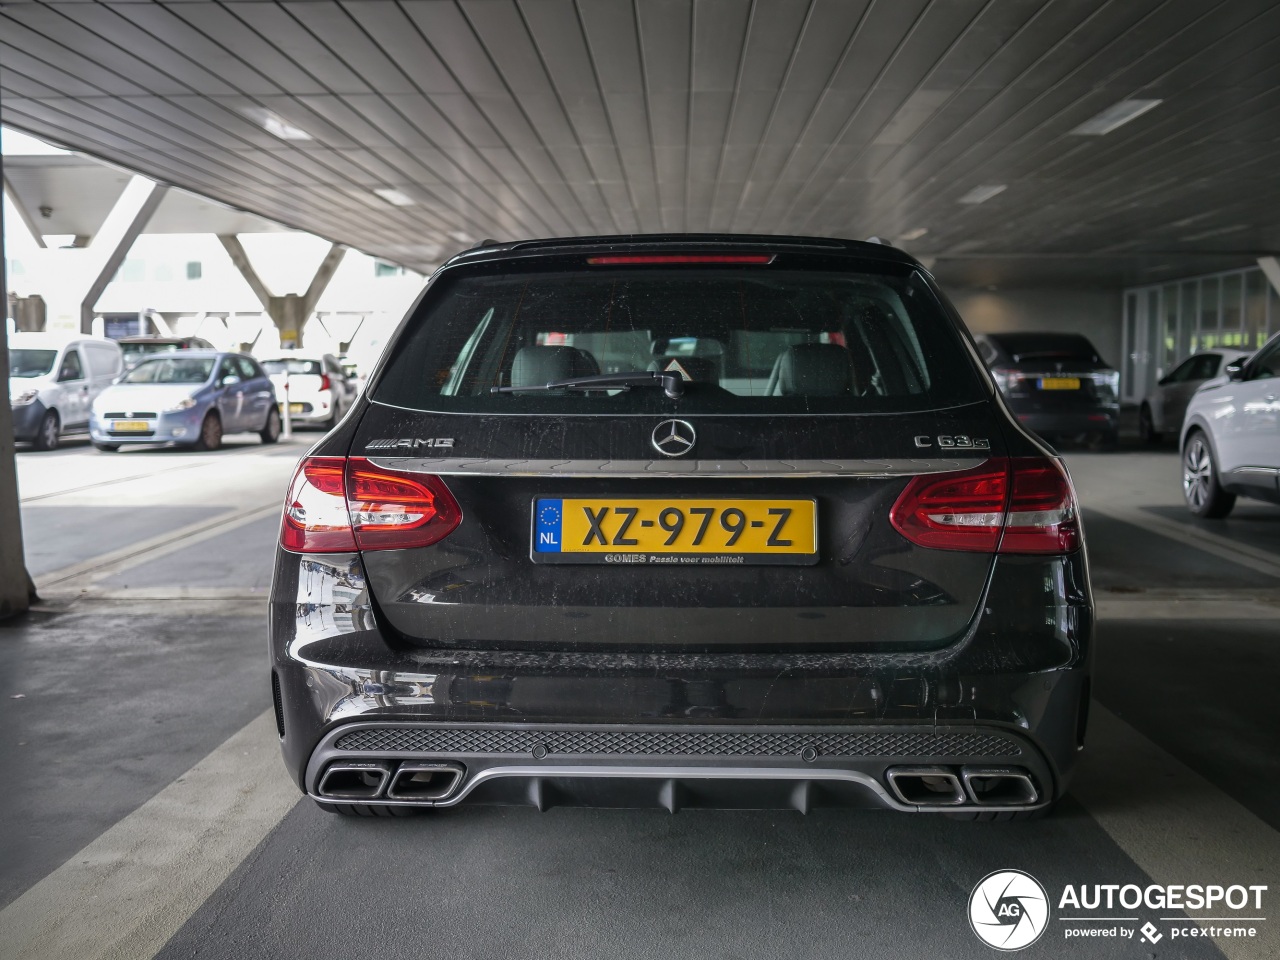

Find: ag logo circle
[968,870,1049,951]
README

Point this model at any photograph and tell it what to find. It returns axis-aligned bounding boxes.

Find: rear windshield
[262,359,323,376]
[374,263,984,415]
[122,357,216,384]
[989,334,1105,365]
[121,341,180,360]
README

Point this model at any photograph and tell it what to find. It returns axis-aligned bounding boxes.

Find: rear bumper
[278,396,332,423]
[270,549,1094,812]
[1004,405,1119,437]
[302,721,1060,813]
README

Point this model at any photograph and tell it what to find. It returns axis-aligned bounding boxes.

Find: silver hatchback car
[1181,334,1280,517]
[1140,349,1248,443]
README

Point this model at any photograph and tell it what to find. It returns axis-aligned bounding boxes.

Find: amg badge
[365,437,455,451]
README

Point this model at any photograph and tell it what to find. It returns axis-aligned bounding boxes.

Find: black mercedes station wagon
[269,235,1093,820]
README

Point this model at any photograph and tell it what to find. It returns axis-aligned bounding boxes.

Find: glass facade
[1121,267,1280,403]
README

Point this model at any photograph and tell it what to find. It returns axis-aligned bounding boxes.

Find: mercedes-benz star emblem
[651,419,696,457]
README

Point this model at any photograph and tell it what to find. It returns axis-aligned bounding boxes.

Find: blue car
[89,351,280,451]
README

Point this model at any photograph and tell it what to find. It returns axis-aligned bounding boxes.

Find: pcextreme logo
[969,870,1050,951]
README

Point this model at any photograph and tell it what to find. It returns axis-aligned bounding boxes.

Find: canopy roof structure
[1,0,1279,285]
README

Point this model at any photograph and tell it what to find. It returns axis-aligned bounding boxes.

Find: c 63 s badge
[365,438,455,452]
[914,435,990,450]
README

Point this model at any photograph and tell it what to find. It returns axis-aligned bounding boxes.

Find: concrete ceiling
[2,0,1279,285]
[3,154,292,240]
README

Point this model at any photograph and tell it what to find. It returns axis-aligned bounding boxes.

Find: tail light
[889,457,1079,554]
[586,254,774,265]
[991,369,1025,394]
[280,456,462,553]
[319,373,331,391]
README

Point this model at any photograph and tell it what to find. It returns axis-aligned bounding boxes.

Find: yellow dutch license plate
[1038,377,1080,390]
[280,402,306,413]
[111,420,151,432]
[531,498,818,566]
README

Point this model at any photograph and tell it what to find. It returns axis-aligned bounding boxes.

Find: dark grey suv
[976,332,1120,449]
[269,235,1094,820]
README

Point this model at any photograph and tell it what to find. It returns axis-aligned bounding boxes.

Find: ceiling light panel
[1070,99,1163,136]
[957,185,1006,205]
[374,187,416,207]
[242,107,312,141]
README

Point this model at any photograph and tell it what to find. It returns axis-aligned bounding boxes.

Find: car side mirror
[1224,359,1246,381]
[1157,374,1171,386]
[220,374,242,387]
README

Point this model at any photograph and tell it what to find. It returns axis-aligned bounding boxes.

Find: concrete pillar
[76,177,167,332]
[3,173,46,249]
[8,293,45,332]
[0,152,36,619]
[219,236,346,348]
[23,176,167,332]
[1259,257,1280,296]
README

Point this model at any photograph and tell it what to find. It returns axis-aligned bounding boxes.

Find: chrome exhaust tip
[961,766,1039,806]
[885,765,967,806]
[317,760,393,800]
[387,761,466,802]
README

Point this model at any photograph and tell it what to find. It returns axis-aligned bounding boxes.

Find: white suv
[1181,332,1280,517]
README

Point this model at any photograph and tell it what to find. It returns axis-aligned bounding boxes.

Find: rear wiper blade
[490,370,685,400]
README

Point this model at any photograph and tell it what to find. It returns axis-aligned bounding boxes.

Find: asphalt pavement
[0,433,1277,960]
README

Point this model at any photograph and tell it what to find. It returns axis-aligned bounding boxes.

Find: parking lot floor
[0,440,1277,959]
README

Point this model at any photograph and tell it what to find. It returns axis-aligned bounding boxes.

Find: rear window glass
[375,263,984,415]
[262,359,323,376]
[989,334,1105,365]
[121,341,180,360]
[122,357,215,384]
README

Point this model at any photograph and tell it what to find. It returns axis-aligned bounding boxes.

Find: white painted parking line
[1085,504,1280,580]
[0,711,298,960]
[1097,596,1280,620]
[1074,705,1280,960]
[34,502,281,592]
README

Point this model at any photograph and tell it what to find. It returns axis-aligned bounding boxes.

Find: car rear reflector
[889,457,1080,554]
[585,254,774,265]
[280,456,462,553]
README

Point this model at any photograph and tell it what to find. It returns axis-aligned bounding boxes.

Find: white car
[8,333,124,450]
[1140,349,1249,443]
[1181,333,1280,517]
[259,353,357,428]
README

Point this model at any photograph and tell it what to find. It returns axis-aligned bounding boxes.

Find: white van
[8,333,125,450]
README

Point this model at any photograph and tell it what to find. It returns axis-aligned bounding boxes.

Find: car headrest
[648,355,718,383]
[767,343,855,396]
[510,346,600,388]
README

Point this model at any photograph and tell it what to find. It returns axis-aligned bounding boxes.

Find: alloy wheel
[1182,436,1212,509]
[41,414,59,450]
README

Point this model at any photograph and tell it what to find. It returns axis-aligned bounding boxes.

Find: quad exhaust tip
[317,760,393,800]
[387,762,465,801]
[885,766,967,806]
[886,765,1040,808]
[317,760,466,803]
[961,766,1039,806]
